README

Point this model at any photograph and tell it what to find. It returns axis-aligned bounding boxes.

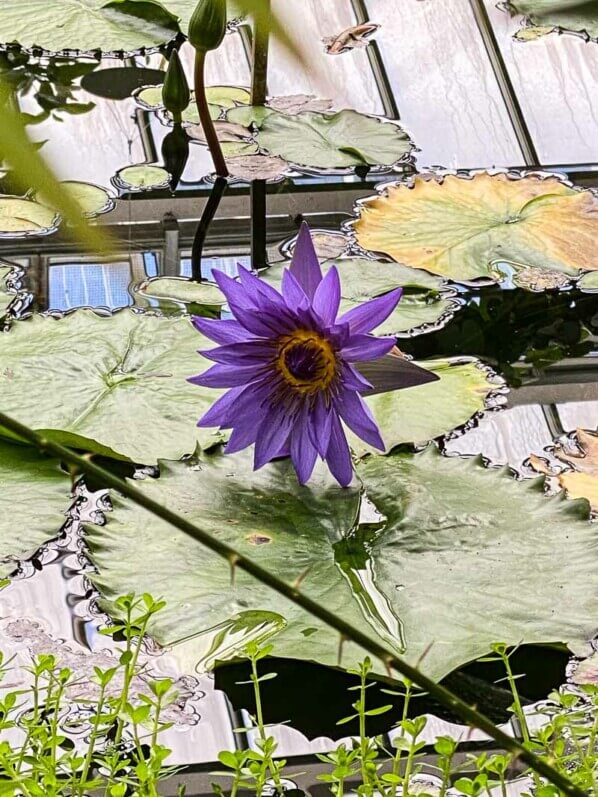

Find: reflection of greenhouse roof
[5,0,597,193]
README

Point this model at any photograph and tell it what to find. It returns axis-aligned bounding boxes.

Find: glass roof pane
[366,0,524,168]
[485,0,598,165]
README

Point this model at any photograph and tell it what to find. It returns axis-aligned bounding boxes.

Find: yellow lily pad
[113,165,170,191]
[530,428,598,514]
[353,173,598,284]
[0,195,59,238]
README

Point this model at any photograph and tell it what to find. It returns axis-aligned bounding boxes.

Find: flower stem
[251,0,270,106]
[0,408,587,797]
[194,49,229,177]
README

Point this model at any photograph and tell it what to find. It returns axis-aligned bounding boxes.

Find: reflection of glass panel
[180,256,251,280]
[143,252,159,278]
[48,261,133,311]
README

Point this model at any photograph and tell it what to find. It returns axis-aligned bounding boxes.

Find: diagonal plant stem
[0,409,586,797]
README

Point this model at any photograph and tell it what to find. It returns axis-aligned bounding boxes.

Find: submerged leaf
[354,173,598,283]
[0,441,69,579]
[0,310,220,464]
[0,265,14,317]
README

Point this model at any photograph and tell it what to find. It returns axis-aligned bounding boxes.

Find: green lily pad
[166,0,246,30]
[137,85,249,123]
[0,440,70,579]
[355,446,595,679]
[87,445,596,681]
[37,181,115,218]
[0,195,59,238]
[113,165,170,191]
[262,258,458,336]
[0,0,179,54]
[134,85,166,109]
[205,86,250,108]
[221,141,260,158]
[138,277,226,306]
[354,173,598,283]
[0,310,221,464]
[226,105,274,128]
[509,0,598,40]
[86,450,370,675]
[248,109,413,170]
[578,270,598,292]
[351,358,500,456]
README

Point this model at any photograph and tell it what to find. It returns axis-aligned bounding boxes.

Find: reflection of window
[48,255,148,312]
[180,255,251,280]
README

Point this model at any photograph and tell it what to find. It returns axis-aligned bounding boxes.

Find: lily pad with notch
[0,0,180,55]
[353,172,598,285]
[0,310,221,464]
[228,107,414,172]
[136,276,226,313]
[86,444,597,682]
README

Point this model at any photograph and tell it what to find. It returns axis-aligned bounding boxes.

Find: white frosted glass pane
[366,0,522,168]
[485,1,598,165]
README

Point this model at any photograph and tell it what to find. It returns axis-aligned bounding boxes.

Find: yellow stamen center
[276,329,337,394]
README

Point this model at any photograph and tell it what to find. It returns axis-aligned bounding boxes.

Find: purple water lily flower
[189,223,403,487]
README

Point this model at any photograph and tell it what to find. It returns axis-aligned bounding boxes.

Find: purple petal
[237,267,300,324]
[193,385,246,428]
[194,376,275,429]
[310,393,333,457]
[334,390,385,451]
[189,362,262,388]
[200,340,276,366]
[192,316,253,345]
[224,421,259,454]
[282,268,309,310]
[325,413,354,488]
[290,425,318,485]
[289,222,323,300]
[337,288,403,334]
[254,410,294,470]
[212,271,287,337]
[312,266,341,326]
[340,334,396,362]
[212,270,256,310]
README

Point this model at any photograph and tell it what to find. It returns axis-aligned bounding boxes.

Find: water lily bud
[162,50,190,120]
[187,0,228,53]
[161,123,190,191]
